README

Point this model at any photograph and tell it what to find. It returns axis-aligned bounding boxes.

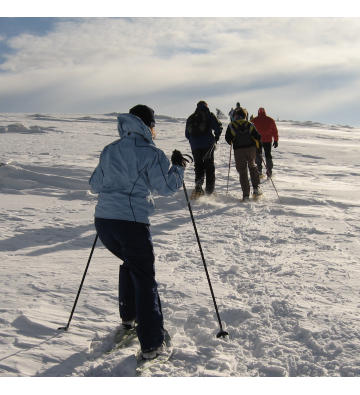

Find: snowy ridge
[1,113,360,377]
[0,123,60,134]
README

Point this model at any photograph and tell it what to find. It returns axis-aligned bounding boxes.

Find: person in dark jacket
[89,104,185,360]
[225,107,262,200]
[185,101,223,195]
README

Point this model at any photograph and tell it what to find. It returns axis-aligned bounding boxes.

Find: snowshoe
[136,329,173,375]
[106,326,138,354]
[205,189,217,198]
[190,186,205,200]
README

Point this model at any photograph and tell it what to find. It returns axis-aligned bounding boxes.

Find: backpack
[187,110,210,135]
[231,120,254,146]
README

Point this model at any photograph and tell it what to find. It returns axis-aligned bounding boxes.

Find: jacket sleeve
[210,113,223,137]
[272,119,279,141]
[185,120,190,140]
[225,124,234,145]
[250,124,262,142]
[147,149,184,196]
[89,151,105,193]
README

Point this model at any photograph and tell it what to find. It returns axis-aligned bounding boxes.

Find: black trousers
[94,217,164,353]
[192,147,215,194]
[256,142,273,176]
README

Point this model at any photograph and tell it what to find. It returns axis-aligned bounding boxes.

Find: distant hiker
[225,107,263,201]
[250,114,254,122]
[252,107,279,178]
[185,100,223,197]
[216,108,226,119]
[229,108,235,122]
[89,104,185,359]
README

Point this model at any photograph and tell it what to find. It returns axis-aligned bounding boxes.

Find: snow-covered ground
[1,112,360,379]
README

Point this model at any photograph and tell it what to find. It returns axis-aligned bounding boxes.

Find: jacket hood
[258,108,267,116]
[117,113,154,143]
[196,102,210,113]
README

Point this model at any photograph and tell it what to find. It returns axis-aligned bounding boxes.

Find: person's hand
[171,149,187,168]
[273,141,278,148]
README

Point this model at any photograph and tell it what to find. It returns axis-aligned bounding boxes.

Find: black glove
[171,149,187,168]
[214,135,219,143]
[273,141,278,148]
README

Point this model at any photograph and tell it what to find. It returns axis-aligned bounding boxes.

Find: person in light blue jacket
[89,104,185,359]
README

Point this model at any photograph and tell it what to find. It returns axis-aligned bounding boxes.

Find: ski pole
[260,154,282,204]
[183,180,229,338]
[202,143,216,161]
[58,233,98,331]
[226,143,232,194]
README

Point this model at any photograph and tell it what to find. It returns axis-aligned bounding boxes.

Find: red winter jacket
[252,110,278,143]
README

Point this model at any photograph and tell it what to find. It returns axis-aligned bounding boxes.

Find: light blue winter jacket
[89,113,184,224]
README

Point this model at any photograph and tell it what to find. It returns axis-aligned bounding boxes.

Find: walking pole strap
[202,143,216,161]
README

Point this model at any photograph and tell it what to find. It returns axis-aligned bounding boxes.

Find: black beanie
[129,104,155,127]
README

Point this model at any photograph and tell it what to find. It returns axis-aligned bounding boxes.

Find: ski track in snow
[1,113,360,377]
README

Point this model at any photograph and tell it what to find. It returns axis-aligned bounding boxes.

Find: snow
[1,112,360,383]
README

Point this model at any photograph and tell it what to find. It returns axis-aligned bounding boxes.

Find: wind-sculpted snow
[0,123,59,134]
[103,112,186,123]
[280,119,355,130]
[1,114,360,377]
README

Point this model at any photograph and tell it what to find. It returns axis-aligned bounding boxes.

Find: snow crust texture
[1,113,360,377]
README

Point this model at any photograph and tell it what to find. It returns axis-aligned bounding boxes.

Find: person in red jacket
[252,107,279,177]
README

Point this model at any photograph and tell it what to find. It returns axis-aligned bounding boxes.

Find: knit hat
[197,100,208,107]
[234,107,247,119]
[129,104,155,127]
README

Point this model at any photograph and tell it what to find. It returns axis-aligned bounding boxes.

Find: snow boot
[141,344,164,360]
[122,319,136,330]
[253,187,263,199]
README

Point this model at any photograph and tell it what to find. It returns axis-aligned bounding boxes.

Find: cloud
[0,18,360,126]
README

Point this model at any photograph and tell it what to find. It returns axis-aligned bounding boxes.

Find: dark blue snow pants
[94,217,164,353]
[256,142,273,176]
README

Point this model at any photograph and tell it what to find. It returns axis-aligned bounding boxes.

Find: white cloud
[0,17,360,126]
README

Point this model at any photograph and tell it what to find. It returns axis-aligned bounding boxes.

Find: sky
[1,2,360,127]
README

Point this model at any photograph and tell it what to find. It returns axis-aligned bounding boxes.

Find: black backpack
[187,110,210,135]
[231,121,253,146]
